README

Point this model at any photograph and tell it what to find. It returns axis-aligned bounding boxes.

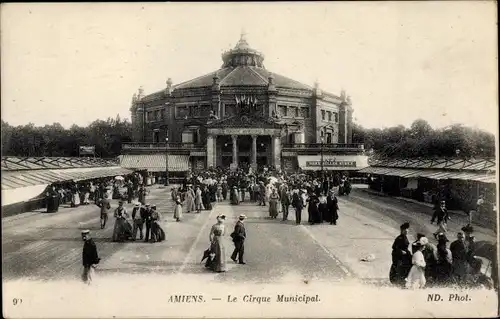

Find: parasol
[115,176,125,181]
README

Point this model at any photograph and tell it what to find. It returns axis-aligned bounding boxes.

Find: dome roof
[173,32,312,91]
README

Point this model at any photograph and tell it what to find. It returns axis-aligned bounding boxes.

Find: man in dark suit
[292,190,304,225]
[81,230,100,285]
[142,204,152,242]
[231,214,247,264]
[450,231,468,284]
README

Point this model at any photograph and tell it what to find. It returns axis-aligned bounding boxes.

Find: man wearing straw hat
[131,202,144,241]
[230,214,247,265]
[81,230,100,285]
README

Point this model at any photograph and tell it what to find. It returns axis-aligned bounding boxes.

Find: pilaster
[206,134,216,168]
[231,135,238,167]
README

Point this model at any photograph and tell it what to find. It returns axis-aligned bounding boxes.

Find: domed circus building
[121,33,368,177]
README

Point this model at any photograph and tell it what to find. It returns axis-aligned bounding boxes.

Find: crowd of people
[390,222,494,290]
[163,166,351,274]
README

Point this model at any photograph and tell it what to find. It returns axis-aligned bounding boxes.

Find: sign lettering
[306,160,357,168]
[79,146,95,155]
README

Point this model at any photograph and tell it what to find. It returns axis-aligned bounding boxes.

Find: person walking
[206,215,227,272]
[143,203,153,242]
[292,190,304,225]
[431,200,449,239]
[81,230,100,285]
[281,186,291,221]
[230,214,247,265]
[173,196,183,222]
[97,193,112,229]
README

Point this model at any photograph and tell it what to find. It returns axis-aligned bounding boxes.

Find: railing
[122,143,206,150]
[282,143,364,150]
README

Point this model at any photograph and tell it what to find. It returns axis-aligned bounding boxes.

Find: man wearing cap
[230,214,247,264]
[97,193,112,229]
[81,230,100,285]
[131,203,144,241]
[389,222,412,287]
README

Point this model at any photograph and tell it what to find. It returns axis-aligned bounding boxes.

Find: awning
[357,166,496,184]
[120,154,190,172]
[1,166,132,190]
[2,184,49,206]
[297,155,369,171]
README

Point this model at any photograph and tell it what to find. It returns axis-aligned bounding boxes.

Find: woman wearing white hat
[207,215,227,272]
[406,238,427,289]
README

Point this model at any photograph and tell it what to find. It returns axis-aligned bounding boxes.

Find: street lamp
[320,135,325,175]
[164,136,169,186]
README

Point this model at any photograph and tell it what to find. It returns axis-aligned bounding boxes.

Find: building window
[327,132,332,143]
[321,110,326,121]
[146,111,154,122]
[225,104,236,117]
[192,105,202,118]
[300,107,310,118]
[327,111,332,122]
[153,131,160,143]
[279,105,287,117]
[155,110,161,121]
[175,106,189,119]
[333,112,339,123]
[295,107,299,117]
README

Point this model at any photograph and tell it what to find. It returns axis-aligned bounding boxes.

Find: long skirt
[151,221,166,242]
[269,200,279,218]
[195,196,203,211]
[389,260,412,286]
[174,204,183,221]
[71,193,81,207]
[207,236,226,272]
[112,218,133,242]
[83,192,90,205]
[406,265,426,289]
[185,197,195,213]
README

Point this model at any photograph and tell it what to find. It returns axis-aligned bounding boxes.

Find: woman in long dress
[230,187,239,205]
[173,196,183,222]
[406,241,427,289]
[185,186,195,213]
[150,205,166,242]
[195,186,203,213]
[269,188,280,219]
[206,215,227,273]
[112,202,133,242]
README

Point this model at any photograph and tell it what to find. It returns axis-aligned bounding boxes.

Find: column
[272,135,281,170]
[251,135,257,169]
[231,135,238,167]
[206,134,216,168]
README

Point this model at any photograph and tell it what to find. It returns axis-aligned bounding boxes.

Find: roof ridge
[218,66,240,85]
[173,70,219,90]
[247,66,269,83]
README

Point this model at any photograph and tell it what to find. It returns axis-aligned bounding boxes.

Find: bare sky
[1,2,497,133]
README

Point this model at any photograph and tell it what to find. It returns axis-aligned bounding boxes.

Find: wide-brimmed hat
[419,237,429,245]
[238,214,246,220]
[134,203,140,207]
[81,230,90,235]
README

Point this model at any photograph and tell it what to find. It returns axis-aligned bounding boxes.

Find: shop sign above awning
[297,155,369,171]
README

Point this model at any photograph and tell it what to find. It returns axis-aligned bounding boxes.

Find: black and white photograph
[1,2,498,318]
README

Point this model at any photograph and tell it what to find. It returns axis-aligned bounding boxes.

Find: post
[321,139,324,174]
[232,135,238,167]
[251,135,257,168]
[164,137,169,186]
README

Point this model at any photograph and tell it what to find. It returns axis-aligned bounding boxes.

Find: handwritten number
[13,298,22,305]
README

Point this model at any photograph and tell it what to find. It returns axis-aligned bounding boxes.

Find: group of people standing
[390,222,493,289]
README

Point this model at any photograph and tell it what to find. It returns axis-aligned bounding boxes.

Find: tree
[1,115,133,158]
